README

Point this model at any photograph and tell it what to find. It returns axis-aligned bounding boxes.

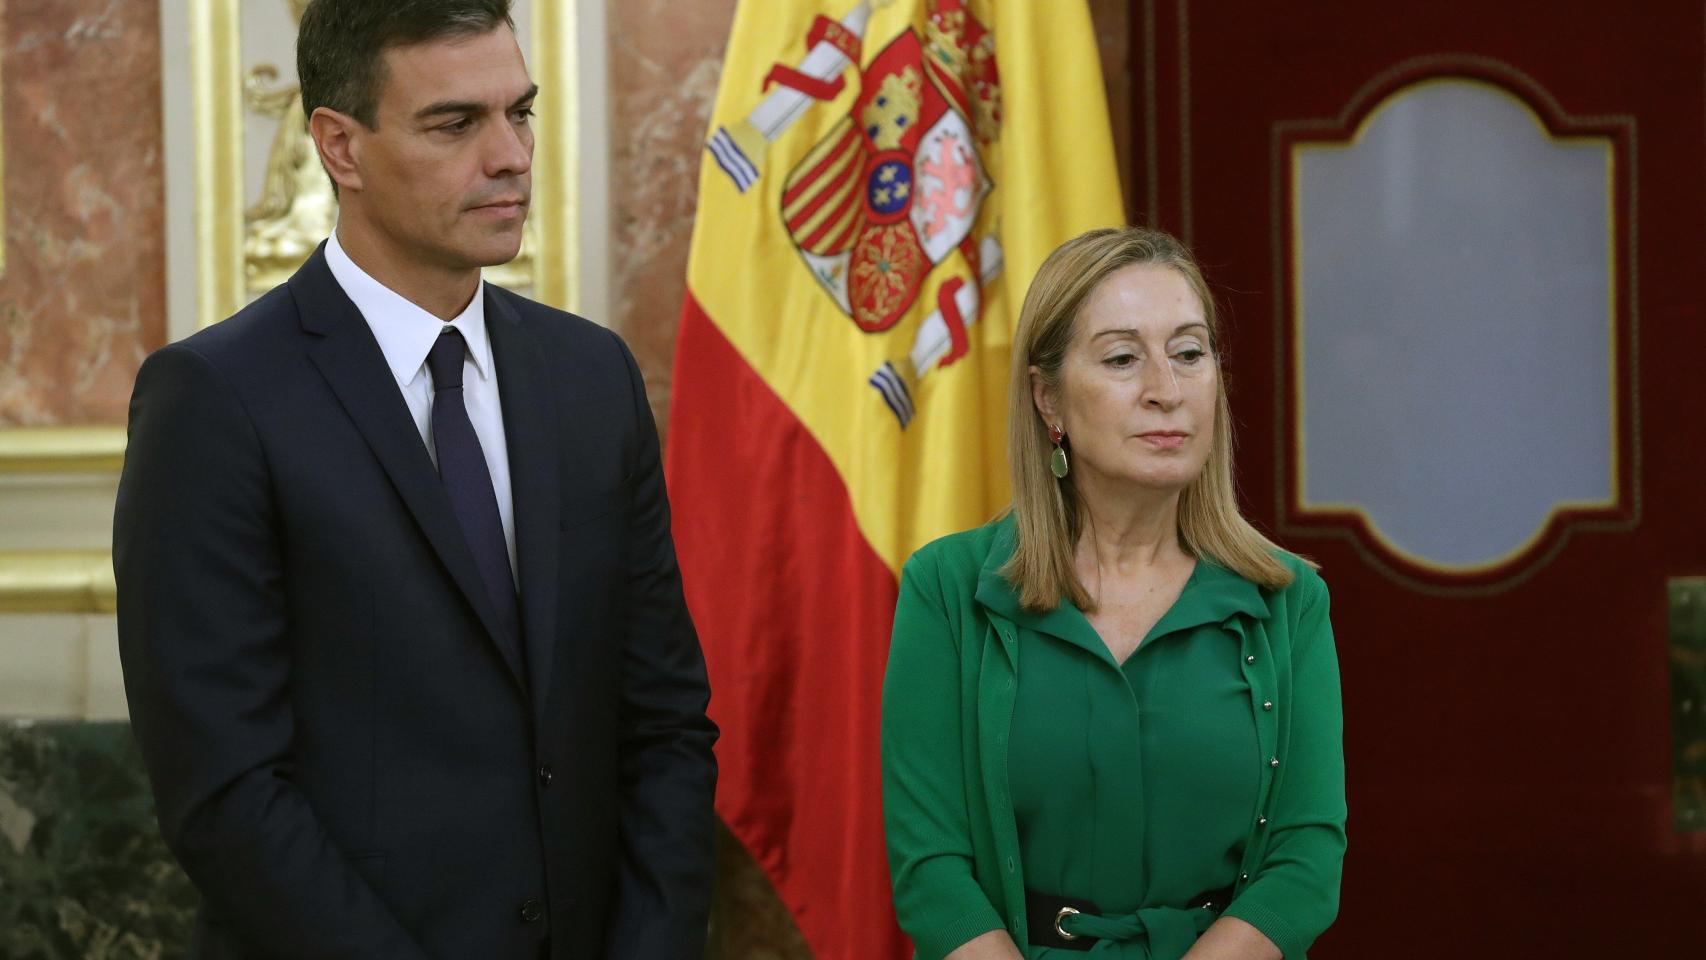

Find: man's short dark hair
[297,0,515,130]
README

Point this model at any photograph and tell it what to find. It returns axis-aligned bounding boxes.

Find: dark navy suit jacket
[113,245,717,959]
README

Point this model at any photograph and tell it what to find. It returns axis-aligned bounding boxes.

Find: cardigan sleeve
[1221,570,1347,958]
[882,551,1007,959]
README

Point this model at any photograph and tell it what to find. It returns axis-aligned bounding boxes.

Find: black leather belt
[1024,884,1235,952]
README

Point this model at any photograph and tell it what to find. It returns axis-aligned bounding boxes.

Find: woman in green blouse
[881,227,1345,960]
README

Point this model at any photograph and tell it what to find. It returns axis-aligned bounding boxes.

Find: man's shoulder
[486,284,624,357]
[168,284,301,372]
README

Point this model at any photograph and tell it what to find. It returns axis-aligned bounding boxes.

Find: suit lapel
[289,245,528,693]
[487,289,561,715]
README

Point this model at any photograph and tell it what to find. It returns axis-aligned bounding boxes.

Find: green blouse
[882,514,1345,959]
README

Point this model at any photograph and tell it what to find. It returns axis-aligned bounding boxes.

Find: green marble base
[0,719,195,959]
[0,719,815,959]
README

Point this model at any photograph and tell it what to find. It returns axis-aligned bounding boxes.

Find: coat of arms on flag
[707,0,1008,426]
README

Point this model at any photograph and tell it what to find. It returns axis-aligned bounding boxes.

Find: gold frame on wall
[0,428,126,614]
[0,427,127,475]
[192,0,246,330]
[0,552,117,614]
[530,0,582,312]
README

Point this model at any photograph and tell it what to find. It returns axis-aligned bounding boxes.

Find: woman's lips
[1137,432,1188,450]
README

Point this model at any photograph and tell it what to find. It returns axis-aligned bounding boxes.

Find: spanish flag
[666,2,1122,954]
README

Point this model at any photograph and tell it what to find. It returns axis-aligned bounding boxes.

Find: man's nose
[484,118,532,179]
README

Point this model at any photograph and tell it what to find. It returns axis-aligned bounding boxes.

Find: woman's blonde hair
[1001,226,1306,611]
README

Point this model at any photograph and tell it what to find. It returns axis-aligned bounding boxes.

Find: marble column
[0,0,167,428]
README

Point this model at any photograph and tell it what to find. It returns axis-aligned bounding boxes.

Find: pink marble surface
[605,0,740,440]
[0,0,167,427]
[603,3,1132,954]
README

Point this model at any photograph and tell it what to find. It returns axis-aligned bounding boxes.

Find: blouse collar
[974,512,1269,665]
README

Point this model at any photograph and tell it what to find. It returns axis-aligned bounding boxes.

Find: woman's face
[1032,263,1218,496]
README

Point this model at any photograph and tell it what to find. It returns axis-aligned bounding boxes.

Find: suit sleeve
[601,333,720,960]
[882,551,1007,959]
[113,344,429,959]
[1221,571,1347,958]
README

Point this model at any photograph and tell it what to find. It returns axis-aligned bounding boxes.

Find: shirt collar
[324,228,493,388]
[974,511,1269,662]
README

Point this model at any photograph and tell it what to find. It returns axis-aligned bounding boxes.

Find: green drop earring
[1048,424,1069,478]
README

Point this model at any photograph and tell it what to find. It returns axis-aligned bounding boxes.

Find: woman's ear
[1030,365,1059,428]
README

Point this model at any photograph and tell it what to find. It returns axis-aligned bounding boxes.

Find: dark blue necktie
[426,328,522,660]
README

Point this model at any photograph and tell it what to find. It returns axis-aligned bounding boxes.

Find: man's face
[351,24,535,271]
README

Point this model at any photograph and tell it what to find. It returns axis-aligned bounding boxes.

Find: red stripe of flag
[666,294,909,960]
[822,203,864,255]
[764,63,846,102]
[924,56,973,121]
[785,155,861,234]
[783,127,861,208]
[799,177,865,251]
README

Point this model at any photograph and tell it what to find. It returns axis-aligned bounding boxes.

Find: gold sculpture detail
[243,63,335,290]
[242,0,532,293]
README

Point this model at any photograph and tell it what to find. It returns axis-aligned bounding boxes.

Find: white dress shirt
[324,230,518,584]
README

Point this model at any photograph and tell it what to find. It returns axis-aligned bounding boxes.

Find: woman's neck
[1072,472,1185,576]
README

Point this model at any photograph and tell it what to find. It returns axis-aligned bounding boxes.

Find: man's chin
[476,248,525,270]
[464,231,527,270]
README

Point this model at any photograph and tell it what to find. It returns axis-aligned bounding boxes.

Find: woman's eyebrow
[1090,322,1208,340]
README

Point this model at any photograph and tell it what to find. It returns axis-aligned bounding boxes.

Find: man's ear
[308,106,365,194]
[1029,365,1059,427]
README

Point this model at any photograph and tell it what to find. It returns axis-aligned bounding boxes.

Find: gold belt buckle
[1053,905,1080,942]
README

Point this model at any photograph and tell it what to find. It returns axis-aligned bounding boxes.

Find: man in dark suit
[112,2,717,956]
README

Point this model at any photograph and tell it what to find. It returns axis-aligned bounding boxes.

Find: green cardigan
[881,515,1346,959]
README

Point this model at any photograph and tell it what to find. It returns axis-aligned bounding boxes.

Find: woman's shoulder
[1275,549,1327,593]
[899,514,1015,609]
[1257,550,1332,644]
[905,514,1011,577]
[1238,547,1329,616]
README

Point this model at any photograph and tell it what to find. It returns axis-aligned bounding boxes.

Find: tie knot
[427,327,466,391]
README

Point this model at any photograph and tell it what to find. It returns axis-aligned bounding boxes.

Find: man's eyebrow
[414,85,539,122]
[414,99,484,121]
[510,84,540,109]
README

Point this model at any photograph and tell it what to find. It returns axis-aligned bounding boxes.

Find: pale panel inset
[1295,79,1614,569]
